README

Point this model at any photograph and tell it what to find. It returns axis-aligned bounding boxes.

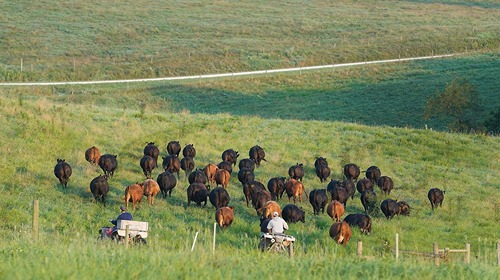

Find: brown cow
[143,179,160,206]
[329,221,352,246]
[124,183,144,210]
[85,146,101,165]
[204,163,218,184]
[257,200,281,219]
[428,188,445,210]
[326,200,345,222]
[214,169,230,189]
[285,178,305,204]
[215,206,235,229]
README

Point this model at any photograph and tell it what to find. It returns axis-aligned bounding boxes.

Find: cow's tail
[216,210,224,227]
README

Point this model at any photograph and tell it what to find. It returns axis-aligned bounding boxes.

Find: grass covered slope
[1,0,499,81]
[0,95,498,278]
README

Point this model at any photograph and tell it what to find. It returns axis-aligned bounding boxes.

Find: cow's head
[398,201,410,216]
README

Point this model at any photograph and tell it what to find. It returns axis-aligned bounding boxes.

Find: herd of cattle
[53,142,446,246]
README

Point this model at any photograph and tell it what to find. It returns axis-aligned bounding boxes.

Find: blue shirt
[111,212,132,225]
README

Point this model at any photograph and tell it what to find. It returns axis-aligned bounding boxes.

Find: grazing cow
[260,217,272,234]
[209,187,231,209]
[186,183,209,206]
[180,157,195,178]
[267,177,286,200]
[188,169,208,185]
[314,157,328,170]
[315,164,331,183]
[221,149,239,166]
[162,155,181,178]
[218,161,233,175]
[344,214,372,235]
[243,180,265,207]
[215,169,231,189]
[360,189,378,216]
[343,163,360,181]
[252,190,272,211]
[249,145,266,166]
[143,142,160,166]
[85,146,101,165]
[285,178,305,204]
[377,176,394,195]
[309,189,328,215]
[140,155,156,179]
[366,166,381,185]
[381,199,410,219]
[329,221,352,246]
[288,163,305,181]
[327,179,341,195]
[327,182,349,207]
[281,204,305,223]
[156,170,177,198]
[215,206,235,229]
[89,174,109,206]
[238,168,255,185]
[99,154,118,178]
[356,178,374,194]
[204,163,219,184]
[238,158,255,171]
[327,200,345,222]
[340,179,356,200]
[143,179,160,206]
[167,141,181,157]
[124,182,144,210]
[54,158,72,188]
[182,144,196,158]
[257,200,281,219]
[428,188,445,210]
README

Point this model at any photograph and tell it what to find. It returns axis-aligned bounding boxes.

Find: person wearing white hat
[266,211,288,235]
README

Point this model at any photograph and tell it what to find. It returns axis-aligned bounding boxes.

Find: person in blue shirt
[111,205,132,231]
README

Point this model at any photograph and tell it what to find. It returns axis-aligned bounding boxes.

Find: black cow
[98,154,118,178]
[259,217,272,234]
[143,142,160,166]
[188,169,208,185]
[356,178,374,194]
[242,180,265,207]
[186,183,209,206]
[167,141,181,157]
[314,157,328,170]
[238,158,255,171]
[377,176,394,195]
[180,157,195,178]
[381,199,410,219]
[281,204,305,223]
[327,180,348,206]
[252,190,272,211]
[366,166,382,185]
[218,161,233,175]
[267,177,286,200]
[140,155,156,179]
[89,174,109,206]
[315,164,331,183]
[327,179,341,194]
[309,189,328,215]
[288,163,305,181]
[209,187,231,209]
[249,145,266,166]
[222,149,239,166]
[340,179,356,200]
[238,168,255,185]
[157,170,177,198]
[162,155,181,178]
[428,188,445,210]
[183,144,196,158]
[343,214,372,235]
[54,158,72,188]
[360,189,378,216]
[343,163,360,181]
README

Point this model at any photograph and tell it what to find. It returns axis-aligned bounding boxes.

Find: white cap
[273,212,279,217]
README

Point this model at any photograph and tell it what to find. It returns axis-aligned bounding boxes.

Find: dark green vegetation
[0,1,499,279]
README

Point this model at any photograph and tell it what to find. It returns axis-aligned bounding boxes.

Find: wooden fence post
[212,223,216,255]
[125,225,130,246]
[357,241,363,258]
[395,234,399,262]
[496,241,499,266]
[434,243,440,265]
[32,200,39,241]
[465,243,470,264]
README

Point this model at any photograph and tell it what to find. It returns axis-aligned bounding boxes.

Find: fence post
[125,225,130,246]
[32,200,39,241]
[434,243,440,265]
[465,243,470,264]
[496,242,499,266]
[191,231,199,252]
[395,234,399,262]
[357,241,362,258]
[212,223,216,255]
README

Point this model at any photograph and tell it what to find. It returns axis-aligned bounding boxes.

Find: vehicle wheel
[258,239,269,252]
[111,232,122,243]
[269,242,285,254]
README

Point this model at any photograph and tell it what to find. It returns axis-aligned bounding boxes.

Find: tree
[424,78,483,132]
[483,107,500,135]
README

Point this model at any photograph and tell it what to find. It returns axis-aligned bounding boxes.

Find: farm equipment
[99,220,148,245]
[259,233,295,256]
